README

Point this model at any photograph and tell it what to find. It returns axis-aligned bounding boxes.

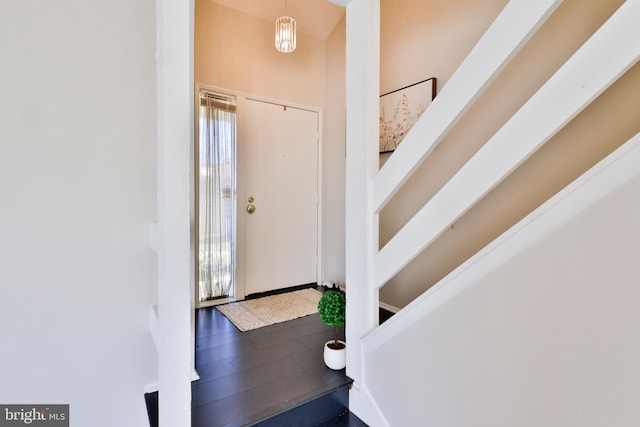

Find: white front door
[237,97,320,297]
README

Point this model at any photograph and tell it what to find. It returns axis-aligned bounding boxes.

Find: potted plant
[317,287,346,370]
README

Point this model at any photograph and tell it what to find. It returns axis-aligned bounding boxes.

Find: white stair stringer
[365,130,640,355]
[361,130,640,425]
[374,0,640,290]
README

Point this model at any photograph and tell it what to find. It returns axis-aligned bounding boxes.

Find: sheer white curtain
[198,91,237,301]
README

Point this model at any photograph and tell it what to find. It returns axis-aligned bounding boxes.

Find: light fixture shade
[275,16,296,53]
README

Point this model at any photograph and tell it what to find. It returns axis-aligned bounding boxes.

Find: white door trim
[193,83,323,305]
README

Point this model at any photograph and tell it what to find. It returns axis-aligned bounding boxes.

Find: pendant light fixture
[275,0,296,53]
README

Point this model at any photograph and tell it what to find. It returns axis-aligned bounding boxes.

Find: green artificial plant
[317,289,346,349]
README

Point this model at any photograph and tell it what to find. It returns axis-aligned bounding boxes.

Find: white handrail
[366,129,640,353]
[374,0,640,290]
[372,0,563,213]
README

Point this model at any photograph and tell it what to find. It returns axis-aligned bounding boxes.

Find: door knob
[247,204,256,214]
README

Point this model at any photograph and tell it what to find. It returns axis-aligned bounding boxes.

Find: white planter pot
[323,340,346,370]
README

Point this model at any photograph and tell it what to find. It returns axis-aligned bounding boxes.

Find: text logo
[0,405,68,427]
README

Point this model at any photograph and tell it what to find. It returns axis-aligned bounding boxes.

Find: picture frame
[379,77,437,153]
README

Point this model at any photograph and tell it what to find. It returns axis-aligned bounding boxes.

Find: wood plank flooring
[145,288,385,426]
[191,301,352,426]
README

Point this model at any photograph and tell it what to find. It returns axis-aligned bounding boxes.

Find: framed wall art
[379,77,437,153]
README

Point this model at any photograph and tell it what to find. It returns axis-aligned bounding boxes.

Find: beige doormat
[216,288,322,331]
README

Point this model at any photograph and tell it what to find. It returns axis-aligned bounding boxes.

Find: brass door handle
[247,204,256,214]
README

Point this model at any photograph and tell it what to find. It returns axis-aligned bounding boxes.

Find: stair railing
[344,0,640,423]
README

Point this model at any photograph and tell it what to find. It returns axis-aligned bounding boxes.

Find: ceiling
[209,0,345,41]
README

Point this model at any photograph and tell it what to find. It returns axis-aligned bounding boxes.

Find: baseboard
[378,302,399,314]
[245,282,317,300]
[144,382,158,394]
[143,368,200,394]
[349,381,390,427]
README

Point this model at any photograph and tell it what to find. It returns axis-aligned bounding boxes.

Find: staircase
[343,0,640,425]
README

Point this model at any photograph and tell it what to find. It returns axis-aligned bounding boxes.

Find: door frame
[194,83,324,307]
[193,84,239,308]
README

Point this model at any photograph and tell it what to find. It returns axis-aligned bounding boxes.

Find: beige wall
[380,0,509,95]
[195,0,347,285]
[195,0,327,108]
[379,0,640,308]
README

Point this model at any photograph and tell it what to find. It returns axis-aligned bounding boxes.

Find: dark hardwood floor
[146,289,384,426]
[191,299,360,426]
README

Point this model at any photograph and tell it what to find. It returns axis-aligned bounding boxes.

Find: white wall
[323,16,347,285]
[0,1,157,426]
[366,139,640,426]
[378,0,640,309]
